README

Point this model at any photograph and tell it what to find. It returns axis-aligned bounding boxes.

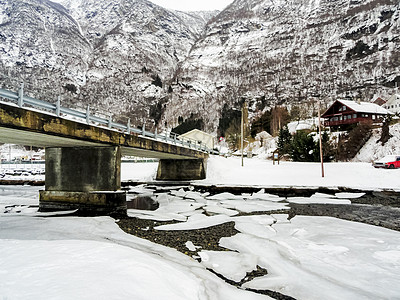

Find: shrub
[64,83,77,93]
[337,122,373,161]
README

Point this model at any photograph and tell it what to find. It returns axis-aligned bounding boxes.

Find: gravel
[288,203,400,231]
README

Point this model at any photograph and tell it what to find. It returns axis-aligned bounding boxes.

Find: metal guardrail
[0,84,219,155]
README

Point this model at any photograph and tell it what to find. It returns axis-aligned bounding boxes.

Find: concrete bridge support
[39,146,126,216]
[156,159,207,181]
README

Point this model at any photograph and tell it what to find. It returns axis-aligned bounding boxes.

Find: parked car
[373,155,400,169]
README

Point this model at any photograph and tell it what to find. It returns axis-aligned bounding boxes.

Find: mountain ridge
[161,0,399,132]
[0,0,399,133]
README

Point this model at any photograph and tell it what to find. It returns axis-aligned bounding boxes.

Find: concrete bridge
[0,85,211,215]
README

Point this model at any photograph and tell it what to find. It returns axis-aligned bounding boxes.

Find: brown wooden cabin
[322,99,391,129]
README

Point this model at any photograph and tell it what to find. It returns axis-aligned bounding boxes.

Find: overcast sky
[150,0,233,11]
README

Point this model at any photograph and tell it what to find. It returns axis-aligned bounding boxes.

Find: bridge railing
[0,84,219,155]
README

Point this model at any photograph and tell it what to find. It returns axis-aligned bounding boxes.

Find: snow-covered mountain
[161,0,400,131]
[0,0,214,126]
[0,0,399,132]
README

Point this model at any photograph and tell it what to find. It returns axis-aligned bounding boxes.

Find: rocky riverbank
[117,184,400,300]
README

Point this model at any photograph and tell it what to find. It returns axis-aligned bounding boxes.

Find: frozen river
[1,183,400,300]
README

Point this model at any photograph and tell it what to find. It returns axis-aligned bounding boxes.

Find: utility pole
[8,144,11,170]
[241,104,244,167]
[318,100,325,178]
[30,145,33,170]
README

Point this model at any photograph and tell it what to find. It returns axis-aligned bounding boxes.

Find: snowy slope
[353,123,400,162]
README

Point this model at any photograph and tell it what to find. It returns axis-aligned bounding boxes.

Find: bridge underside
[0,125,200,160]
[0,103,209,215]
[0,102,208,160]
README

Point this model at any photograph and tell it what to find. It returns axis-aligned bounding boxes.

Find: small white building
[179,129,215,150]
[383,94,400,114]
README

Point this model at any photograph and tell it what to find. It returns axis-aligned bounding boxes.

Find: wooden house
[322,99,391,128]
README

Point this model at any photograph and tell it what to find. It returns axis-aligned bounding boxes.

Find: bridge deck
[0,102,208,160]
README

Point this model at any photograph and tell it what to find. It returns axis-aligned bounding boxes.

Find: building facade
[322,100,391,128]
[382,93,400,114]
[179,129,215,150]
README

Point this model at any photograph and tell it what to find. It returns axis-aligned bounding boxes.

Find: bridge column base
[39,191,127,216]
[39,146,126,216]
[156,159,207,181]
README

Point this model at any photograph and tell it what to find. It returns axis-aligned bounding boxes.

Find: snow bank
[222,216,400,300]
[354,123,400,162]
[198,156,400,191]
[0,215,268,300]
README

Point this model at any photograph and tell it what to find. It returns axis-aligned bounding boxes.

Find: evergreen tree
[277,126,292,155]
[151,74,162,88]
[378,116,392,145]
[290,131,318,162]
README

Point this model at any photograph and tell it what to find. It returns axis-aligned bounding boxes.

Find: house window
[348,115,352,119]
[372,115,376,120]
[343,105,346,111]
[353,114,357,118]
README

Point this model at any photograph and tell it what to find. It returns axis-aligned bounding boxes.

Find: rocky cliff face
[0,0,213,127]
[0,0,399,133]
[161,0,400,131]
[0,0,92,88]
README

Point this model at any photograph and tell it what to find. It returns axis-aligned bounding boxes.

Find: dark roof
[373,97,387,106]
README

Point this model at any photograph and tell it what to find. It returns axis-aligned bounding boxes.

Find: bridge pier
[39,146,126,216]
[156,159,207,181]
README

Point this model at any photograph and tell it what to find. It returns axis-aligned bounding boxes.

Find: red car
[373,155,400,169]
